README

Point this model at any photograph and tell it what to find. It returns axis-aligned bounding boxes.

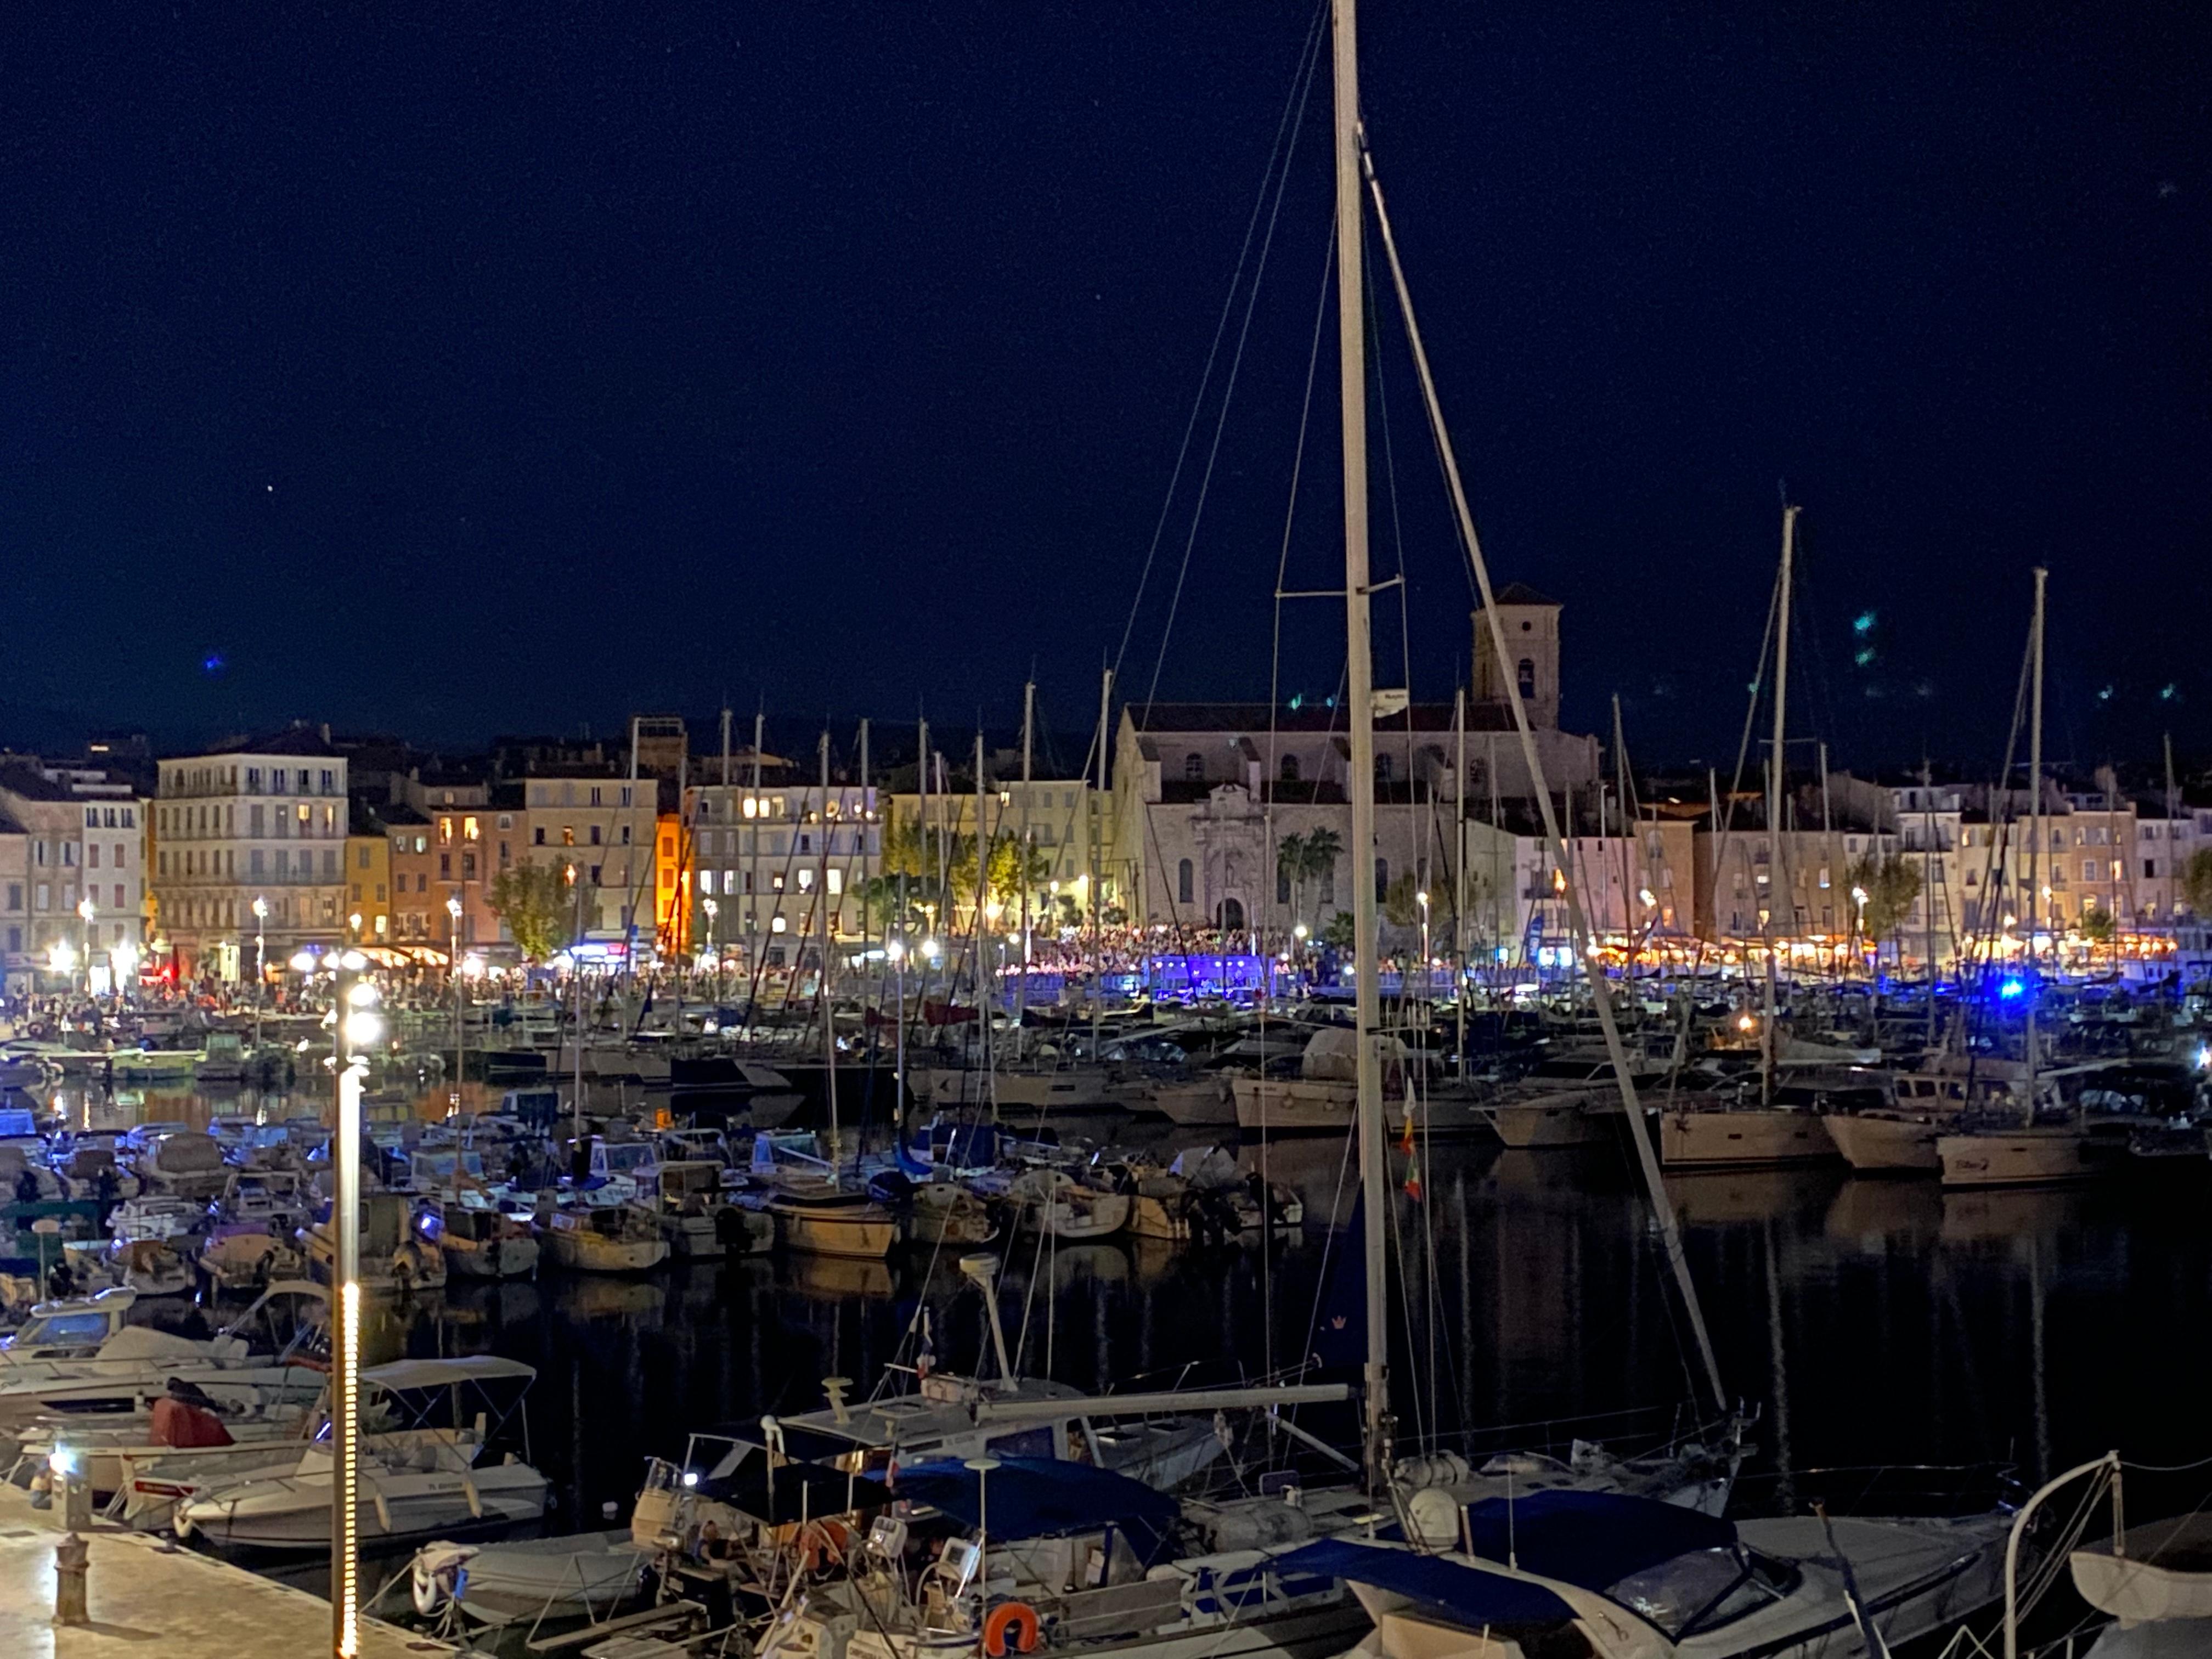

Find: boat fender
[373,1486,395,1534]
[984,1601,1041,1657]
[411,1544,475,1616]
[797,1519,851,1573]
[462,1475,483,1520]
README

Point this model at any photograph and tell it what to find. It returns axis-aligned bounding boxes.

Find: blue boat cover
[895,1457,1181,1561]
[1272,1539,1576,1624]
[1460,1490,1736,1591]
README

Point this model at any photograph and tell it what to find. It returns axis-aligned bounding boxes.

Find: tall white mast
[2027,567,2047,1104]
[819,730,840,1172]
[1330,0,1390,1486]
[1763,505,1797,1104]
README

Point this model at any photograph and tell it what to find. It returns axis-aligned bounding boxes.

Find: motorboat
[1115,1146,1303,1243]
[1007,1167,1130,1241]
[197,1222,306,1293]
[407,1528,651,1630]
[1283,1487,2009,1659]
[1480,1058,1644,1148]
[907,1180,1000,1246]
[666,1056,806,1127]
[431,1200,541,1279]
[174,1355,550,1550]
[540,1203,669,1273]
[301,1191,446,1291]
[915,1061,1128,1117]
[1937,1121,2113,1187]
[11,1373,321,1500]
[195,1030,250,1083]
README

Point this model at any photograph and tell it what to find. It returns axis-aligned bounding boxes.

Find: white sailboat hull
[1660,1108,1838,1169]
[1485,1096,1610,1148]
[1827,1114,1949,1173]
[1938,1127,2107,1187]
[1149,1079,1238,1126]
[771,1201,898,1259]
[1232,1078,1359,1133]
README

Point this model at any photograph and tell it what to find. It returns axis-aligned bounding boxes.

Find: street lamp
[76,896,95,995]
[252,897,269,1049]
[326,947,375,1658]
[702,898,720,1001]
[1415,891,1430,1002]
[445,896,464,1108]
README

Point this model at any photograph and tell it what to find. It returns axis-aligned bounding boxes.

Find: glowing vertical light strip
[332,960,364,1659]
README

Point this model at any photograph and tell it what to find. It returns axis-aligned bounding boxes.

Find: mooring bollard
[53,1531,89,1627]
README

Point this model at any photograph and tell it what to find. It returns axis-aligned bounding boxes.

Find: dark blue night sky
[3,2,2204,770]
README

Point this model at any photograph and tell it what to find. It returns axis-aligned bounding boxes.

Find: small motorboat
[540,1204,669,1273]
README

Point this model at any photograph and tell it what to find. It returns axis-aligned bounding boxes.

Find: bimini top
[1461,1489,1737,1591]
[1273,1538,1576,1625]
[362,1356,538,1392]
[894,1457,1180,1562]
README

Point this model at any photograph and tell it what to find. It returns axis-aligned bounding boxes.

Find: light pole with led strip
[298,945,377,1657]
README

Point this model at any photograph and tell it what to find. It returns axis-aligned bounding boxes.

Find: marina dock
[0,1482,449,1659]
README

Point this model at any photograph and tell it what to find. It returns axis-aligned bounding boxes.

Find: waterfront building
[152,726,346,981]
[685,778,877,967]
[345,800,392,944]
[0,762,146,991]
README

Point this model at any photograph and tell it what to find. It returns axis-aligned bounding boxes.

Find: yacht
[1285,1487,2009,1659]
[173,1355,550,1550]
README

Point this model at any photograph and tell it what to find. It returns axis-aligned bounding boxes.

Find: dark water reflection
[47,1082,2212,1545]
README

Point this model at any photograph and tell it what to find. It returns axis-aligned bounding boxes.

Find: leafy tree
[1844,853,1922,961]
[1383,872,1427,930]
[1322,909,1356,950]
[488,861,597,962]
[2181,847,2212,917]
[984,832,1054,910]
[2078,904,2117,968]
[1276,827,1345,928]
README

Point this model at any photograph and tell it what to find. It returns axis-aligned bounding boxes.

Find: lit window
[798,868,815,891]
[827,868,843,895]
[464,817,479,840]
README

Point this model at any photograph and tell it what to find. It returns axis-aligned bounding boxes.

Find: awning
[893,1457,1180,1561]
[1271,1539,1576,1624]
[1460,1490,1735,1591]
[363,1355,538,1391]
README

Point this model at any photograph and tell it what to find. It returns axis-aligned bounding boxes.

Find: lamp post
[446,896,464,1110]
[307,945,377,1658]
[1415,890,1430,1008]
[252,897,269,1051]
[75,896,95,997]
[702,898,720,1002]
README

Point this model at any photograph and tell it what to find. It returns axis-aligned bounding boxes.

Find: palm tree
[1276,832,1308,929]
[1301,827,1344,918]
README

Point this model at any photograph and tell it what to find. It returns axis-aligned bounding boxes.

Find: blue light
[201,653,227,675]
[1853,611,1876,634]
[1997,977,2027,1000]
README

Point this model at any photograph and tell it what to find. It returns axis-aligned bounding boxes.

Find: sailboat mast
[1763,505,1797,1105]
[1330,0,1390,1485]
[751,708,765,974]
[1454,687,1467,1069]
[2027,567,2047,1103]
[819,730,841,1171]
[1017,681,1035,1040]
[1093,668,1111,1057]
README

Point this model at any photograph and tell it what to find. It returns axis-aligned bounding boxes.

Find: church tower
[1472,583,1562,730]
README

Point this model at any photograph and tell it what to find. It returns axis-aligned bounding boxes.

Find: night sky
[4,2,2204,771]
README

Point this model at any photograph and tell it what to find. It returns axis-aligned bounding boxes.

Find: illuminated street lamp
[445,896,465,1107]
[326,947,375,1657]
[252,896,269,1049]
[702,897,720,1000]
[76,895,95,994]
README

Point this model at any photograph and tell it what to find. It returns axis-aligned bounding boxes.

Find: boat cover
[895,1455,1180,1561]
[1271,1539,1576,1624]
[1460,1489,1736,1590]
[699,1452,895,1523]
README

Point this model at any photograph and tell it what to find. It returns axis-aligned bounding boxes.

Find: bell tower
[1472,583,1562,730]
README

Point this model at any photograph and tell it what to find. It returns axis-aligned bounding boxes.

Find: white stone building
[154,727,348,981]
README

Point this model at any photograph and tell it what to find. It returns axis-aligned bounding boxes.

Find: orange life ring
[984,1602,1041,1657]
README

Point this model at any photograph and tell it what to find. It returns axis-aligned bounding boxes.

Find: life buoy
[984,1601,1041,1657]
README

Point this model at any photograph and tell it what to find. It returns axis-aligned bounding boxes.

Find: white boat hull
[771,1201,898,1259]
[1232,1078,1358,1133]
[1828,1114,1950,1173]
[1939,1127,2107,1187]
[542,1231,668,1272]
[1483,1090,1613,1147]
[1149,1079,1237,1126]
[1660,1108,1838,1168]
[179,1460,551,1550]
[442,1235,541,1279]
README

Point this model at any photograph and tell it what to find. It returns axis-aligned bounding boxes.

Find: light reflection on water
[35,1082,2212,1573]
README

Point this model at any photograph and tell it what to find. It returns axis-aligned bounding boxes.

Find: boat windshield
[1605,1547,1797,1639]
[599,1144,657,1174]
[6,1310,112,1348]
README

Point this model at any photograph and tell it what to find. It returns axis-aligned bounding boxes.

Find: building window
[620,826,631,845]
[1184,754,1203,781]
[562,827,575,846]
[1375,858,1389,901]
[590,786,603,807]
[589,825,602,847]
[463,816,479,840]
[462,853,476,878]
[797,867,815,892]
[1280,755,1300,783]
[534,827,546,845]
[1177,859,1193,904]
[1517,658,1537,700]
[439,854,452,878]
